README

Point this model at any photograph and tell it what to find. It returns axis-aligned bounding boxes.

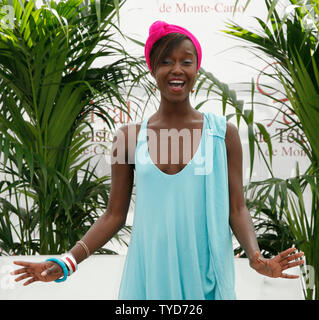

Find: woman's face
[152,39,198,104]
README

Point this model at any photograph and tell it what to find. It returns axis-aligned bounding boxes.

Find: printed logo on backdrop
[255,62,308,161]
[79,101,131,157]
[157,0,246,14]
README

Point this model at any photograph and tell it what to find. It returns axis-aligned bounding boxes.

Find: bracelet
[77,240,90,258]
[61,253,78,276]
[45,258,68,283]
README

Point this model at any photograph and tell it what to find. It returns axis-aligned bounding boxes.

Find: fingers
[11,261,36,276]
[11,260,42,285]
[10,266,33,276]
[280,273,300,279]
[285,253,304,266]
[278,248,304,279]
[276,248,304,263]
[278,247,297,259]
[12,261,33,268]
[278,250,304,270]
[14,271,32,282]
[11,266,35,285]
[11,268,33,279]
[22,277,38,286]
[282,258,305,270]
[285,251,304,263]
[11,268,39,286]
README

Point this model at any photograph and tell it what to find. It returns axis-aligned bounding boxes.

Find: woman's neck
[157,97,194,121]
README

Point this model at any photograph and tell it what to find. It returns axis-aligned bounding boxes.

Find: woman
[11,21,304,300]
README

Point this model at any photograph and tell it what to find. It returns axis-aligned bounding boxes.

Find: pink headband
[144,21,202,72]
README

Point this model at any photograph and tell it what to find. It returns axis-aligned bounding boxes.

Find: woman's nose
[171,62,183,74]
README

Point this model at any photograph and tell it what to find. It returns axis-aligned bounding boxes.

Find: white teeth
[169,81,184,85]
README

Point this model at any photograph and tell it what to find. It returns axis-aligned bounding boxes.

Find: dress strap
[137,115,151,144]
[203,112,227,139]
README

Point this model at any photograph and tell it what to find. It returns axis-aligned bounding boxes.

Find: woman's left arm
[225,122,259,262]
[225,122,304,278]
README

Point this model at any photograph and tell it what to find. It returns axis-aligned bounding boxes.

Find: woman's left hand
[250,247,304,279]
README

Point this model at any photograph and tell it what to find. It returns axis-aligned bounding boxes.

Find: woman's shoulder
[114,120,146,146]
[112,122,143,166]
[225,121,241,153]
[226,121,238,135]
[114,122,142,140]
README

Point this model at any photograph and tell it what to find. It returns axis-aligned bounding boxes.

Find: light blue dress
[118,112,236,300]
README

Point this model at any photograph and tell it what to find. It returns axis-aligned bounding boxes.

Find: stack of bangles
[45,240,90,283]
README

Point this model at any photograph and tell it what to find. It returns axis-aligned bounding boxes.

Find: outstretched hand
[250,247,304,279]
[10,260,63,286]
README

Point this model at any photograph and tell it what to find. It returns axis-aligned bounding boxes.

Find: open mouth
[168,80,185,89]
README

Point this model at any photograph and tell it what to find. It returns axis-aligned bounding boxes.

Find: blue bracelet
[45,258,68,283]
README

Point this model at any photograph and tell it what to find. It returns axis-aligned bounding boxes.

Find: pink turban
[144,21,202,72]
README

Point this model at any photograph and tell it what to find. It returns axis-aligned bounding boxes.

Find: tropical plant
[0,0,149,255]
[235,179,296,260]
[213,0,319,299]
[194,68,274,178]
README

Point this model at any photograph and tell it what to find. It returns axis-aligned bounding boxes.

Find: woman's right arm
[11,124,136,285]
[70,124,135,264]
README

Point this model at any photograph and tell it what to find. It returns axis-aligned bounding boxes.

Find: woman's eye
[162,59,172,65]
[160,59,193,66]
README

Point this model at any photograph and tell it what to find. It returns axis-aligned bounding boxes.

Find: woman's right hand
[10,260,64,286]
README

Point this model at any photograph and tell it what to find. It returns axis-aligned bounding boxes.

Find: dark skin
[11,39,304,285]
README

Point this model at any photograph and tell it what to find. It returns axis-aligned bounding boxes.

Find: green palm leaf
[0,0,149,255]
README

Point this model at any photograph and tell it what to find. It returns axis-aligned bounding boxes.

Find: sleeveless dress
[118,112,236,300]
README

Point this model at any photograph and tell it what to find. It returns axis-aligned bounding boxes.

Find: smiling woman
[151,38,197,101]
[145,21,201,106]
[11,19,304,301]
[115,21,304,300]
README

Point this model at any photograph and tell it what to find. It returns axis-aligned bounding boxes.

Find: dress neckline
[144,112,206,177]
